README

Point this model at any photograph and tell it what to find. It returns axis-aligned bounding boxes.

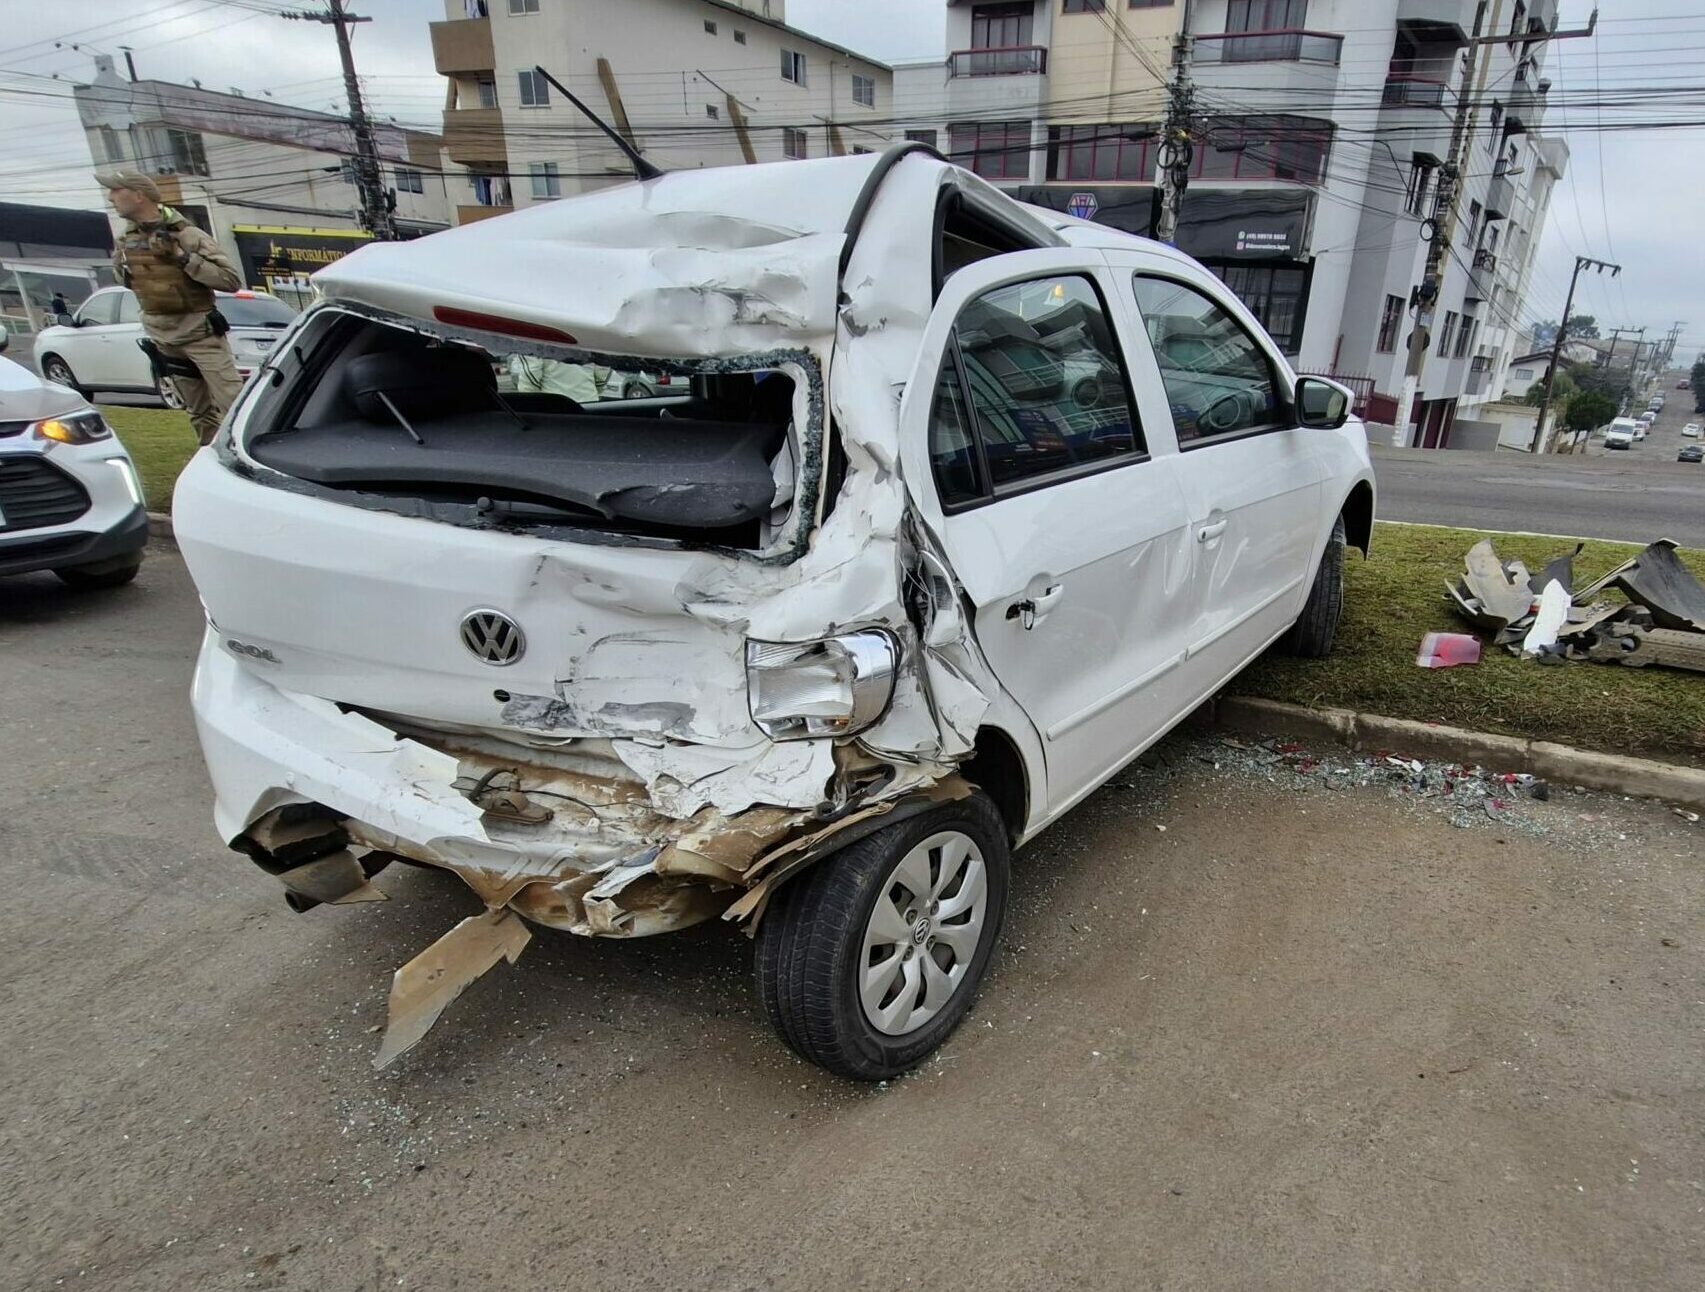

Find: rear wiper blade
[475,495,610,525]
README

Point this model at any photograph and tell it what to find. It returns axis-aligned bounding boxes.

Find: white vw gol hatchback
[174,148,1374,1079]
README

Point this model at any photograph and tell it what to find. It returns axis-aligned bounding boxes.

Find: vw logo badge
[460,609,525,666]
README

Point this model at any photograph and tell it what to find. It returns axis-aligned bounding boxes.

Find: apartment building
[432,0,893,220]
[918,0,1568,448]
[73,55,457,301]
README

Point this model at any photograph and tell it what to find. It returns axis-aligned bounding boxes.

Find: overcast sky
[0,0,1695,355]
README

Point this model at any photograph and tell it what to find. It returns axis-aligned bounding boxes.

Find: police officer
[99,171,245,446]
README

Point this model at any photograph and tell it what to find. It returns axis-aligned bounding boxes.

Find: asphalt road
[1372,383,1705,546]
[4,548,1703,1290]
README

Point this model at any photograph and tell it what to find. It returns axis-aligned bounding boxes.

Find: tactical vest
[119,216,214,316]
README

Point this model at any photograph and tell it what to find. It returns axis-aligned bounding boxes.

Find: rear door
[899,249,1198,814]
[1113,262,1328,689]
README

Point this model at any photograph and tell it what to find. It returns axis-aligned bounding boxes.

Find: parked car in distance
[0,355,148,587]
[1682,422,1702,438]
[1679,444,1704,463]
[1678,379,1690,389]
[604,370,682,400]
[33,287,295,408]
[171,149,1375,1080]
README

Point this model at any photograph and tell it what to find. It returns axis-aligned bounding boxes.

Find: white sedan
[1684,423,1702,438]
[33,287,295,408]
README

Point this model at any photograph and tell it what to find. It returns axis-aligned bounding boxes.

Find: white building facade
[432,0,893,221]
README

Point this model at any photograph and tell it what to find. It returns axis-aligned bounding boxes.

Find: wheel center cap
[911,916,931,945]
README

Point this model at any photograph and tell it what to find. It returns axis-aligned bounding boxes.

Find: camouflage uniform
[104,174,245,446]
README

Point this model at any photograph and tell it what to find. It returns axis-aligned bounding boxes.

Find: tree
[1562,390,1617,433]
[1692,357,1705,414]
[1564,313,1600,340]
[1523,367,1574,407]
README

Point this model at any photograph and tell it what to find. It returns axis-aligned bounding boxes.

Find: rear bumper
[0,503,147,577]
[191,633,818,937]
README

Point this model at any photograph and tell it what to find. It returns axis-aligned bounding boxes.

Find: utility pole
[1392,4,1600,447]
[1154,0,1195,245]
[1535,254,1620,452]
[1662,321,1685,369]
[287,1,396,240]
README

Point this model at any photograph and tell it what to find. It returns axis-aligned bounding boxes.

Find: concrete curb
[147,511,174,545]
[1215,695,1705,814]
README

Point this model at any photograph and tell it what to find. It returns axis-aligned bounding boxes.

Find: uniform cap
[96,170,162,202]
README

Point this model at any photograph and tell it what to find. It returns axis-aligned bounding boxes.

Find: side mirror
[1296,376,1351,430]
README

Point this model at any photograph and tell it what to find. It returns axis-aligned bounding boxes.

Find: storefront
[1014,185,1315,354]
[232,225,372,309]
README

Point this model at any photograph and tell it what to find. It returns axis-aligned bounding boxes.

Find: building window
[1466,199,1482,245]
[852,73,875,108]
[704,19,717,34]
[529,160,560,198]
[476,76,498,108]
[1212,263,1308,353]
[734,29,746,43]
[1194,114,1330,185]
[1063,1,1106,13]
[949,120,1031,180]
[781,49,808,85]
[1488,102,1503,146]
[471,171,511,207]
[517,68,549,106]
[1047,123,1157,182]
[507,0,539,13]
[339,158,357,184]
[1508,1,1527,44]
[1377,294,1403,353]
[1437,310,1458,356]
[705,103,719,118]
[1455,316,1477,360]
[1405,157,1435,215]
[165,128,208,177]
[1128,0,1175,7]
[1227,0,1307,31]
[783,127,809,160]
[973,2,1034,48]
[394,166,424,194]
[97,125,123,163]
[906,128,939,147]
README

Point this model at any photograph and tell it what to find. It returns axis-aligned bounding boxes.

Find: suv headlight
[747,630,898,740]
[32,410,112,445]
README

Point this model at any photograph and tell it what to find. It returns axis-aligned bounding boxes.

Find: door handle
[1196,518,1229,544]
[1007,583,1064,630]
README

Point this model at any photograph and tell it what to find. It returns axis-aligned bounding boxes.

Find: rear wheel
[56,556,142,590]
[1283,515,1346,658]
[156,373,185,409]
[40,355,85,397]
[755,791,1009,1081]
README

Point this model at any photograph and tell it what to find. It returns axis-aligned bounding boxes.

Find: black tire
[156,373,185,410]
[755,790,1010,1081]
[1284,514,1346,658]
[623,382,648,400]
[56,557,142,590]
[40,355,86,397]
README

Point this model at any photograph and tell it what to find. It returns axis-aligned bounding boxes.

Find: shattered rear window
[244,311,815,552]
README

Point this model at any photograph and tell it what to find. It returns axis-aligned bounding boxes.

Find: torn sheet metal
[613,737,837,817]
[374,908,531,1069]
[276,850,388,906]
[1597,540,1705,632]
[1458,539,1538,635]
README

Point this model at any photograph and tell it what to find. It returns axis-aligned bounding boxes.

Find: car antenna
[530,65,665,181]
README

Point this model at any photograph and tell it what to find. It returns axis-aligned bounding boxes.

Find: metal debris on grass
[1445,537,1705,673]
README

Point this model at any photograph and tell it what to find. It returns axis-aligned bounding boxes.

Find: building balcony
[1467,249,1497,301]
[1382,73,1451,108]
[1396,0,1478,45]
[1465,361,1491,397]
[948,45,1047,77]
[1507,77,1545,132]
[456,204,513,226]
[430,17,493,76]
[1193,29,1343,66]
[442,107,506,167]
[1484,168,1514,221]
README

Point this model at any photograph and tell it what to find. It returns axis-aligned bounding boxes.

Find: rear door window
[933,273,1144,501]
[78,292,121,326]
[1131,275,1284,445]
[116,292,141,324]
